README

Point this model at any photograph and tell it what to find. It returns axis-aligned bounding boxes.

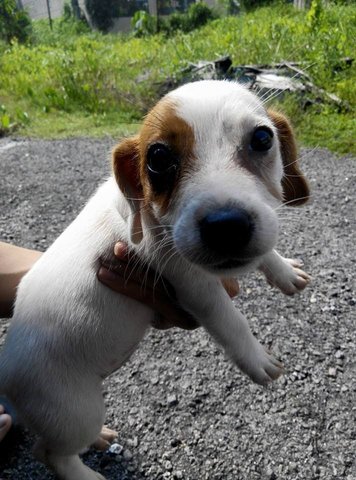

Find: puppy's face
[113,80,309,275]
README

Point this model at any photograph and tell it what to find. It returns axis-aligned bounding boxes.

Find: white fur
[0,80,309,480]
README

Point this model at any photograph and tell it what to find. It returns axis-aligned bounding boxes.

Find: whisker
[275,194,314,210]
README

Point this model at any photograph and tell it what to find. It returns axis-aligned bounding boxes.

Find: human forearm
[0,242,42,318]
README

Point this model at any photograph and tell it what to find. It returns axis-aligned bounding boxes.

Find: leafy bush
[132,11,157,36]
[0,0,32,44]
[161,2,217,33]
[241,0,275,10]
[188,2,217,28]
[33,12,90,47]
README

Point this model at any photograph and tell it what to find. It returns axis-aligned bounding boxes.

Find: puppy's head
[113,80,309,275]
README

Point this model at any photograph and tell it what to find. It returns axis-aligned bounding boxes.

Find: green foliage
[0,0,32,44]
[132,11,157,36]
[84,0,117,32]
[78,1,215,37]
[0,105,12,136]
[276,94,355,155]
[160,2,217,33]
[307,0,324,30]
[0,104,29,137]
[33,13,90,47]
[33,12,90,47]
[0,3,354,153]
[216,0,241,16]
[241,0,276,11]
[188,2,217,29]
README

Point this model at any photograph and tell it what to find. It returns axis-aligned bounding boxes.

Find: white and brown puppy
[0,80,310,480]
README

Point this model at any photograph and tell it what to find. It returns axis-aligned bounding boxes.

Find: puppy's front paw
[234,338,284,386]
[265,258,311,295]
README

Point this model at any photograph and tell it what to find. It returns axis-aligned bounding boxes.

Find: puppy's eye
[147,143,179,194]
[250,127,274,152]
[147,143,177,174]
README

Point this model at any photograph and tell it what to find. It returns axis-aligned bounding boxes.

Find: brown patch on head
[111,98,195,241]
[112,136,141,198]
[112,136,144,243]
[268,110,310,206]
[138,97,195,214]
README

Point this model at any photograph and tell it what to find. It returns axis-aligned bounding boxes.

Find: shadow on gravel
[0,427,147,480]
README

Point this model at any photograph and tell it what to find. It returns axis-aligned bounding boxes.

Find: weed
[0,104,29,137]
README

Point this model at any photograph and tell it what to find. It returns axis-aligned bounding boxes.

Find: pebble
[173,471,184,479]
[127,436,138,447]
[265,467,277,480]
[151,372,159,384]
[108,443,123,456]
[170,438,181,447]
[123,449,133,461]
[167,394,179,407]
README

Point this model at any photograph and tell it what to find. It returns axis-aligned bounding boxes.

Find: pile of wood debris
[159,55,352,111]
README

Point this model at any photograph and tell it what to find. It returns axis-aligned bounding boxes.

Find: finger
[221,278,240,298]
[114,241,129,260]
[100,257,147,287]
[97,266,148,303]
[98,265,170,312]
[99,254,201,331]
[99,266,199,330]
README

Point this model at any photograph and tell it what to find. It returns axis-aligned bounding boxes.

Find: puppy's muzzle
[199,207,253,256]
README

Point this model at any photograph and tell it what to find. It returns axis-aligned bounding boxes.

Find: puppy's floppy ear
[112,136,144,244]
[268,110,310,206]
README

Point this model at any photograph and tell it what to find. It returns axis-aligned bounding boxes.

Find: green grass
[0,2,355,154]
[17,111,139,139]
[279,98,356,155]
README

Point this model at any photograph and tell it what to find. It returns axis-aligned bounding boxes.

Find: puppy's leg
[202,291,284,385]
[34,442,106,480]
[166,269,283,385]
[27,377,107,480]
[260,249,311,295]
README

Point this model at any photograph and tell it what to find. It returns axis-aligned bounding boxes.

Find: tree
[0,0,32,44]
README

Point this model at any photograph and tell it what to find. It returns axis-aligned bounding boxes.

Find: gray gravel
[0,137,355,480]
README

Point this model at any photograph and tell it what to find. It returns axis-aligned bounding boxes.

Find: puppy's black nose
[199,207,253,256]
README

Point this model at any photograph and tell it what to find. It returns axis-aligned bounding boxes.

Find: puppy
[0,80,310,480]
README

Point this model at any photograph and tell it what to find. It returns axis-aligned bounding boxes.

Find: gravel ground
[0,137,355,480]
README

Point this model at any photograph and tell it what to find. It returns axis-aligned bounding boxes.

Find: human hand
[97,242,200,330]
